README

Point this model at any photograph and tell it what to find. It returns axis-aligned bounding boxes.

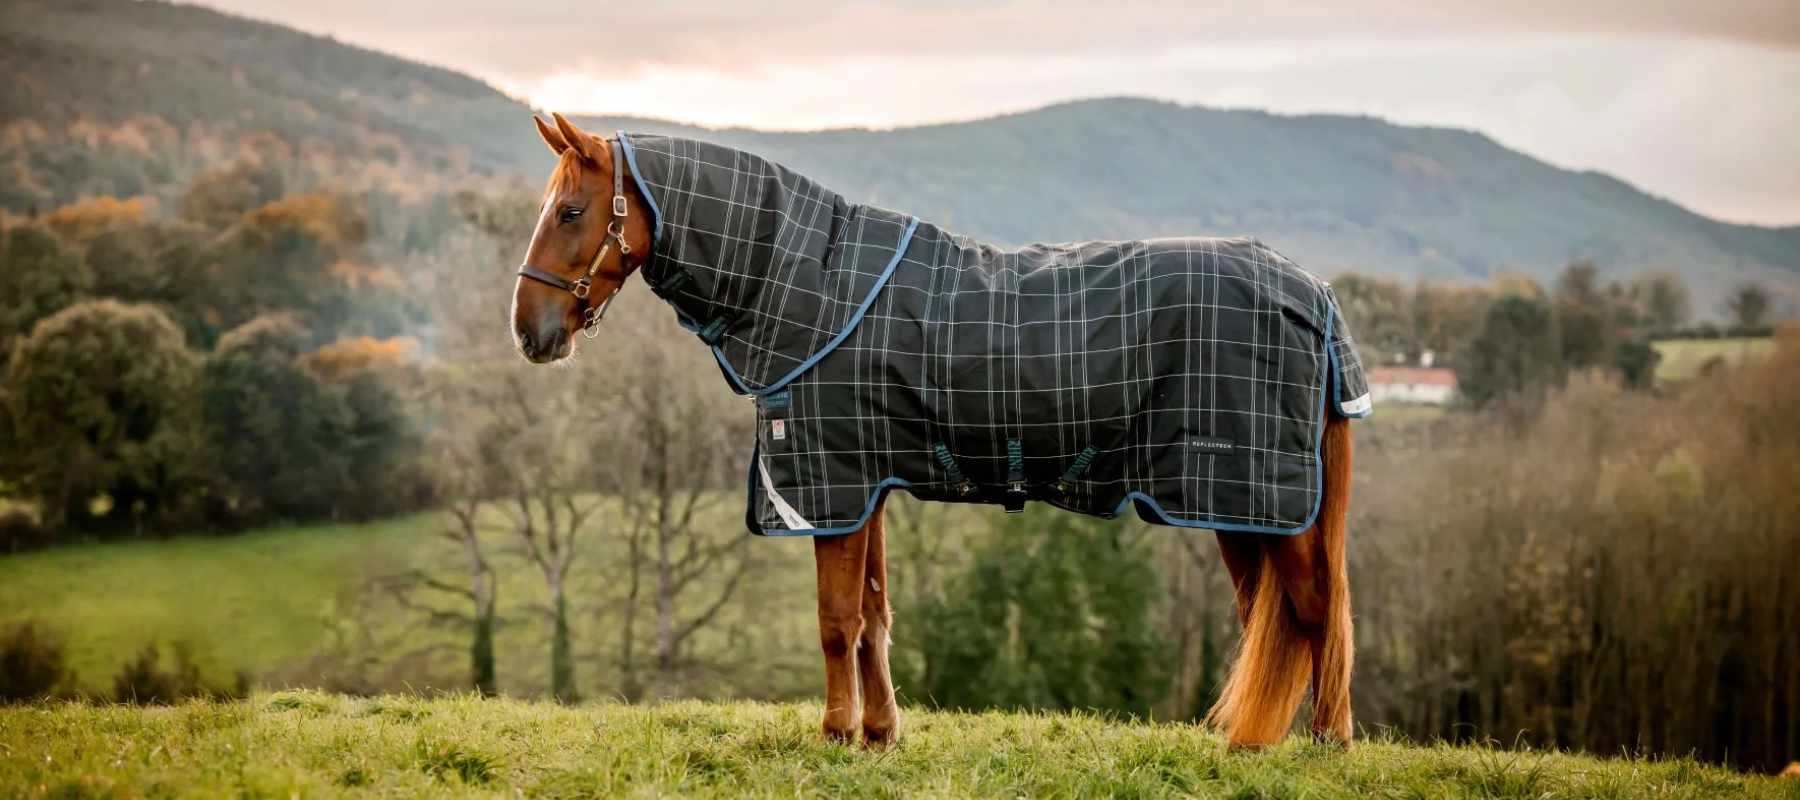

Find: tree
[0,225,91,368]
[179,159,285,229]
[200,315,355,523]
[1725,282,1772,331]
[1549,261,1619,371]
[421,359,610,703]
[606,335,754,701]
[1552,260,1602,307]
[1456,295,1563,409]
[2,301,201,531]
[1330,273,1413,364]
[1613,339,1661,389]
[1634,272,1690,333]
[904,511,1168,717]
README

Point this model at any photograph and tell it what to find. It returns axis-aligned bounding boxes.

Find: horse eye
[558,207,583,224]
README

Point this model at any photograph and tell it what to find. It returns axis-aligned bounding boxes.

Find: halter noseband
[517,138,633,339]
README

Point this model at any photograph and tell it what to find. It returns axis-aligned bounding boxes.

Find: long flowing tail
[1203,538,1313,747]
[1205,415,1354,747]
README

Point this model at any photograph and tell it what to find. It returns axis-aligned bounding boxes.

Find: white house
[1367,366,1458,405]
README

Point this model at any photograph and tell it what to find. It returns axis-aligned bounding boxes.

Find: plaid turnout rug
[617,132,1371,537]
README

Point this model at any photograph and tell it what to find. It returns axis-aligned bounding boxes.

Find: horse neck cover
[618,132,1371,537]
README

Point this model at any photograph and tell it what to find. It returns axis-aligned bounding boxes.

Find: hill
[1,693,1786,798]
[0,0,542,208]
[576,102,1800,305]
[3,0,1795,303]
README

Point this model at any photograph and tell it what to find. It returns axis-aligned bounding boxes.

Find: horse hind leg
[1215,533,1262,627]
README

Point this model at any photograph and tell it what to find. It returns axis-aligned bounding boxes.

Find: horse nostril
[517,327,537,355]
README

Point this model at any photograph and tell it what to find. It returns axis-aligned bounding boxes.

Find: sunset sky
[197,1,1799,226]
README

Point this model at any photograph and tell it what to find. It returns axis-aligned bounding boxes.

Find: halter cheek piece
[517,139,633,339]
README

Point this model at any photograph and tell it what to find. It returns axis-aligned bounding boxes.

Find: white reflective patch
[1339,392,1373,417]
[758,458,812,530]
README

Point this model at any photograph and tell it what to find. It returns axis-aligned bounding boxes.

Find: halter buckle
[613,195,628,217]
[572,278,592,300]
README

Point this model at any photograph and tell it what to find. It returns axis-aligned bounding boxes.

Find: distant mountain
[576,103,1799,304]
[4,0,1794,303]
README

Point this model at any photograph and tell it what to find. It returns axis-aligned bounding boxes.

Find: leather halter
[517,138,633,339]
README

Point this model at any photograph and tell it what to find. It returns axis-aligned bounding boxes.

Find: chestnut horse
[510,112,1354,750]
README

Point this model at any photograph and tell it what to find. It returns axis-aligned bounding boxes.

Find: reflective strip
[758,457,812,530]
[1339,392,1373,417]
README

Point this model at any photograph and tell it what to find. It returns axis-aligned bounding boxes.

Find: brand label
[771,419,787,441]
[1188,437,1236,453]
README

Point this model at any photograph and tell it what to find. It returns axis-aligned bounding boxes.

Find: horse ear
[551,111,598,163]
[533,116,569,156]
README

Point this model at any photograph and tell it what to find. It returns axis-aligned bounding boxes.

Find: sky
[198,1,1800,226]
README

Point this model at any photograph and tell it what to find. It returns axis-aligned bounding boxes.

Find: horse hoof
[1311,729,1352,748]
[821,723,859,745]
[862,723,900,750]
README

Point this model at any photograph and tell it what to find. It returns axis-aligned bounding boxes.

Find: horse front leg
[856,498,899,747]
[813,522,870,744]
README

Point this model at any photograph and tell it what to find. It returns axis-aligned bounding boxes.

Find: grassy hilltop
[1,693,1787,799]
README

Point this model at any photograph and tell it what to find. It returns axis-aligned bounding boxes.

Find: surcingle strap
[932,443,975,497]
[1055,446,1098,495]
[1004,438,1028,513]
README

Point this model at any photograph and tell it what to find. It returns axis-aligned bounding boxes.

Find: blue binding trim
[614,132,661,245]
[1329,331,1374,419]
[750,312,1345,538]
[713,217,920,398]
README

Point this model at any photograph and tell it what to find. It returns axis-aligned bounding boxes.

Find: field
[0,497,977,699]
[1,693,1786,799]
[1653,337,1775,382]
[0,516,427,692]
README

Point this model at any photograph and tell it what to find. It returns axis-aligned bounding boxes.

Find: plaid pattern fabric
[619,133,1370,537]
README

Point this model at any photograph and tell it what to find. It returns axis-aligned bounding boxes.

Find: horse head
[511,112,653,362]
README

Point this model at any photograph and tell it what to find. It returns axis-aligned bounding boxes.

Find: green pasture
[1653,337,1775,383]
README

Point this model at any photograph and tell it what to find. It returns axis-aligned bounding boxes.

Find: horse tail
[1204,542,1312,747]
[1206,414,1354,747]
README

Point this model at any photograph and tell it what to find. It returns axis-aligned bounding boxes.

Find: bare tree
[410,200,606,703]
[604,331,754,700]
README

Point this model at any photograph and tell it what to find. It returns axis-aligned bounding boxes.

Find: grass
[0,693,1785,798]
[1654,337,1774,383]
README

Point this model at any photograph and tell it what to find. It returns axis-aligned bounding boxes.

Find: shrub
[110,643,247,705]
[0,508,53,553]
[0,621,69,702]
